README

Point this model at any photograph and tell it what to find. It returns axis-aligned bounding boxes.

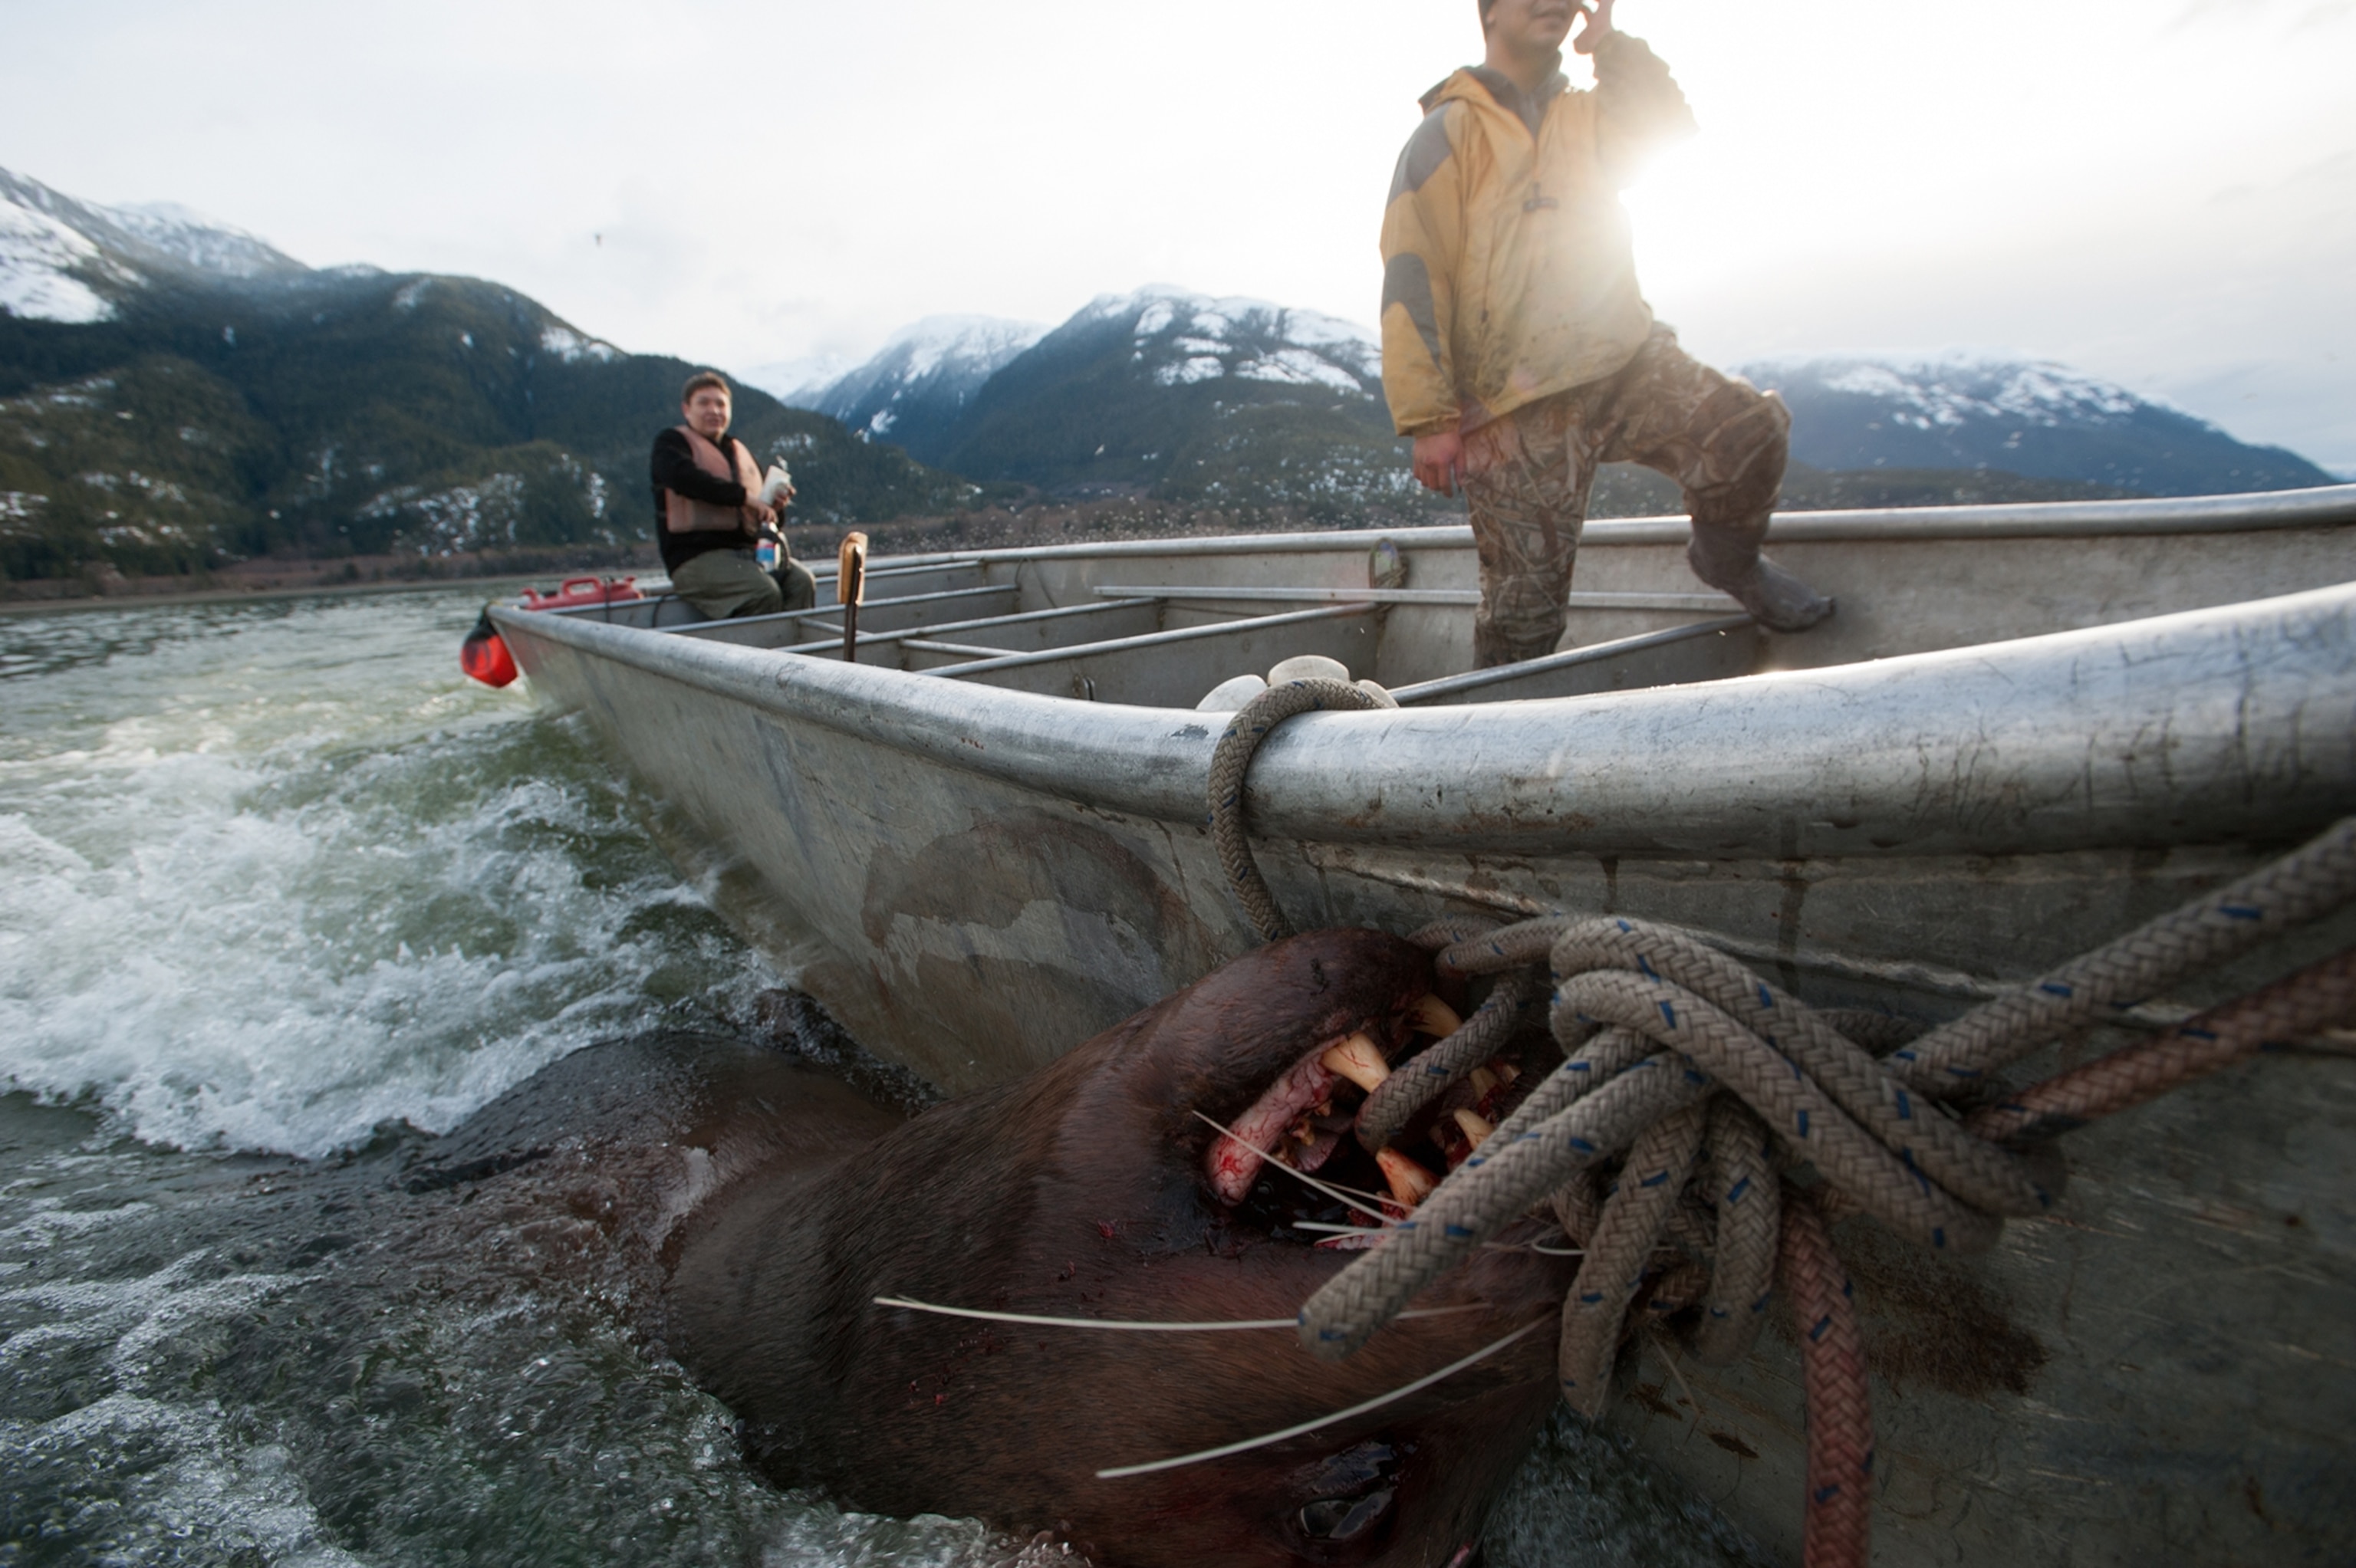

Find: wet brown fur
[436,930,1575,1566]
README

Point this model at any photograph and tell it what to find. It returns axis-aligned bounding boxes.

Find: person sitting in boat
[650,370,818,620]
[1381,0,1834,667]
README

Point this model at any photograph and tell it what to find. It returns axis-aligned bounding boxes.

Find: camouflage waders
[1458,324,1830,667]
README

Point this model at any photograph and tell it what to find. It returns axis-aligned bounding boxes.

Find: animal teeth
[1452,1109,1495,1149]
[1206,1051,1338,1204]
[1376,1148,1436,1208]
[1409,994,1463,1038]
[1470,1066,1499,1097]
[1321,1032,1390,1093]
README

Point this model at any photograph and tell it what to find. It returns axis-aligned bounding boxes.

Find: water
[0,589,1761,1566]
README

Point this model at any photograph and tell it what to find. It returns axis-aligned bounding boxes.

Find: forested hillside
[0,170,972,583]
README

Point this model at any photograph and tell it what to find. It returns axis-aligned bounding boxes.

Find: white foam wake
[0,591,776,1157]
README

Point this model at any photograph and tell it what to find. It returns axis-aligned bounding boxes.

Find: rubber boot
[1687,522,1834,633]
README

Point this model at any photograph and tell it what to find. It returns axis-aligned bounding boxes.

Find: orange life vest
[664,426,762,538]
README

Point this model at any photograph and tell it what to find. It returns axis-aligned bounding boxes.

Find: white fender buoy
[1267,655,1351,685]
[1196,674,1268,712]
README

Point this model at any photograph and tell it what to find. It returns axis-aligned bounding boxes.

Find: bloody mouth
[1206,990,1539,1246]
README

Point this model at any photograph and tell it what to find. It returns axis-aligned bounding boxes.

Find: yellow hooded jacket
[1379,34,1696,438]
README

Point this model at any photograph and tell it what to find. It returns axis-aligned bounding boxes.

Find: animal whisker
[1191,1109,1401,1217]
[1488,1240,1585,1257]
[874,1296,1489,1333]
[1095,1320,1549,1478]
[1644,1329,1706,1447]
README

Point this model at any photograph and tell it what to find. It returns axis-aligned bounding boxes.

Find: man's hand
[1412,430,1465,496]
[747,501,779,528]
[1572,0,1615,54]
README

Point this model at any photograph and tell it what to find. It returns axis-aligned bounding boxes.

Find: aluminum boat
[491,483,2356,1566]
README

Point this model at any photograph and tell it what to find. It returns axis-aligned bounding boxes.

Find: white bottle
[755,462,793,569]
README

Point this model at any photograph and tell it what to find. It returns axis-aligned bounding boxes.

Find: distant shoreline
[0,574,558,619]
[6,461,2236,621]
[0,503,1370,621]
[0,544,663,620]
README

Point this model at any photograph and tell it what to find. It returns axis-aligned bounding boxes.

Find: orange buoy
[460,610,518,687]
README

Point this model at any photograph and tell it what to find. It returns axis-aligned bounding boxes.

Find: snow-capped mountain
[766,314,1048,464]
[996,284,1382,415]
[798,288,2338,507]
[1742,354,2333,497]
[920,285,1399,504]
[0,166,307,322]
[739,350,854,407]
[94,199,304,281]
[1073,286,1380,397]
[791,284,1398,503]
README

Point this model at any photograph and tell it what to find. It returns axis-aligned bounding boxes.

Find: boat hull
[492,496,2356,1566]
[499,577,2356,1090]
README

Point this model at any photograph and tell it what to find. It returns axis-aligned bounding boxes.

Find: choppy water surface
[0,590,1760,1566]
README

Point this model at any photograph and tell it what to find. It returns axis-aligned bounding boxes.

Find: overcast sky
[4,0,2351,468]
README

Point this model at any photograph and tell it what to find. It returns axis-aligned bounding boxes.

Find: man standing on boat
[1382,0,1833,666]
[650,370,818,620]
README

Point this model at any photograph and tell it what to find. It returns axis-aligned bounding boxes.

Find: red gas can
[519,576,643,611]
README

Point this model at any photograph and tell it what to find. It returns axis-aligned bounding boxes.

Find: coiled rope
[1209,679,1395,943]
[1203,698,2356,1568]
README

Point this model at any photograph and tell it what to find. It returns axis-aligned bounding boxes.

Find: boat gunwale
[551,487,2356,634]
[716,483,2356,574]
[492,578,2356,863]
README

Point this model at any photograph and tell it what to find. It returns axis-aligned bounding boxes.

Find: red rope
[1969,947,2356,1145]
[1780,1195,1874,1568]
[1787,947,2356,1568]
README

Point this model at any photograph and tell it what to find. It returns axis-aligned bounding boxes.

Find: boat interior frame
[541,484,2356,712]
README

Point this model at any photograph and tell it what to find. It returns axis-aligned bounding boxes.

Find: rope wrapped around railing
[1203,696,2356,1568]
[1282,817,2356,1568]
[1208,678,1395,943]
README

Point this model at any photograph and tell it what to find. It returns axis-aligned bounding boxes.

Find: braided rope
[1304,1054,1711,1359]
[1195,698,2356,1566]
[1694,1100,1778,1367]
[1556,1101,1709,1415]
[1782,1194,1874,1568]
[1275,817,2356,1568]
[1563,968,2006,1253]
[1407,916,1503,953]
[1355,970,1541,1152]
[1889,816,2356,1090]
[1548,1165,1604,1247]
[1967,945,2356,1146]
[1207,678,1391,942]
[1548,923,2049,1226]
[1436,916,1570,977]
[1663,1185,1719,1259]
